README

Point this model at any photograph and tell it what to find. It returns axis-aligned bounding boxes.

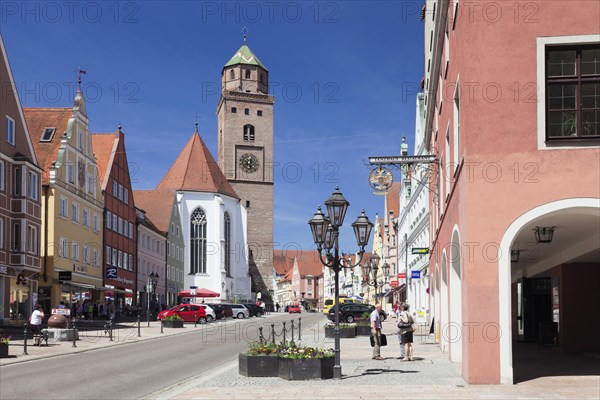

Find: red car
[157,304,207,323]
[288,305,301,314]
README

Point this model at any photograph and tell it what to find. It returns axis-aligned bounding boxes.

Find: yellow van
[323,297,358,315]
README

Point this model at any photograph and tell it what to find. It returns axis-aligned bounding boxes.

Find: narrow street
[0,314,323,400]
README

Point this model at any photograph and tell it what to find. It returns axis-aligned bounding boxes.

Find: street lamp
[309,186,373,380]
[147,272,159,325]
[362,254,390,301]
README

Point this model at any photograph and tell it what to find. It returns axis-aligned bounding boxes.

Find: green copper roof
[224,44,268,71]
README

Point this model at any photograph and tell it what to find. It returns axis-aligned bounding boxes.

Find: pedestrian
[398,303,414,361]
[29,304,44,346]
[370,304,384,360]
[57,301,66,309]
[396,302,406,359]
[276,302,280,312]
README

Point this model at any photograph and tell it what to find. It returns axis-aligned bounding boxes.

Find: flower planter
[0,343,8,359]
[238,353,279,377]
[278,357,334,380]
[324,326,356,339]
[162,320,184,328]
[356,325,372,336]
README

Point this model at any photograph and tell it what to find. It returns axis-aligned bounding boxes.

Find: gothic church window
[190,208,207,274]
[224,212,231,277]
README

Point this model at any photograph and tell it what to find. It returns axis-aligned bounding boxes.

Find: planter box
[238,353,279,377]
[278,357,334,380]
[324,326,356,339]
[0,343,8,359]
[356,325,372,336]
[162,320,184,328]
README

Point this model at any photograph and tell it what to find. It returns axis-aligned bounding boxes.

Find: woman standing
[29,304,44,346]
[397,304,414,361]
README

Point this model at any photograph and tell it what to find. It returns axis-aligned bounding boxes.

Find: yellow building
[25,89,104,309]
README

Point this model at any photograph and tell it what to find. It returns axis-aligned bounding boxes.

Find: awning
[178,288,220,298]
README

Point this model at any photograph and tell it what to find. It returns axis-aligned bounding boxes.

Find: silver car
[199,304,216,322]
[229,304,249,319]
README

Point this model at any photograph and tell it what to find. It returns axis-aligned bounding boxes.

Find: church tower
[217,40,275,301]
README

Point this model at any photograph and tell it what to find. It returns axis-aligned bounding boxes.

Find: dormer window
[245,69,251,79]
[40,128,56,142]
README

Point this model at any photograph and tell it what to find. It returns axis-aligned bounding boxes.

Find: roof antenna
[242,26,248,44]
[74,66,87,92]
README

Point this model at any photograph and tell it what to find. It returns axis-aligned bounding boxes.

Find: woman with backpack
[397,303,414,361]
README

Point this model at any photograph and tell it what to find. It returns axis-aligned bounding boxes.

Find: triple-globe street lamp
[308,186,374,380]
[362,253,390,302]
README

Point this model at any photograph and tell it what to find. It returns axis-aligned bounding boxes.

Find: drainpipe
[42,185,48,282]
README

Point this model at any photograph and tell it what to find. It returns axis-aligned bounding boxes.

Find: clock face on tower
[239,153,259,173]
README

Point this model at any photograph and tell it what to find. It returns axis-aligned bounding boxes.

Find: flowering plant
[0,336,11,345]
[246,341,279,356]
[276,343,334,359]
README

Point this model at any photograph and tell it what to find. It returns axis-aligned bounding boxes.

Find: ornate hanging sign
[368,166,394,195]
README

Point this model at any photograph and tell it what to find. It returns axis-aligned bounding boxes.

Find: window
[106,246,111,265]
[92,248,99,266]
[257,110,263,116]
[83,209,90,227]
[106,211,112,230]
[27,225,38,254]
[13,166,20,196]
[112,214,117,231]
[5,116,15,145]
[171,223,175,234]
[245,69,251,79]
[124,221,129,237]
[72,203,79,222]
[60,197,68,217]
[60,237,68,258]
[129,222,133,239]
[28,172,38,200]
[244,108,250,115]
[231,107,237,113]
[0,161,4,191]
[176,226,179,236]
[40,127,55,142]
[224,212,231,277]
[190,208,207,274]
[118,250,123,268]
[124,188,128,204]
[112,248,117,266]
[83,245,89,263]
[453,79,460,173]
[118,184,123,200]
[113,180,118,197]
[0,218,3,249]
[230,69,235,79]
[246,200,250,208]
[78,131,84,151]
[93,214,99,231]
[118,217,123,234]
[243,124,255,141]
[87,174,94,195]
[546,45,600,139]
[72,241,79,261]
[67,163,74,184]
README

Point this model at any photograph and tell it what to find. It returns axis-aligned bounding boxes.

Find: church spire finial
[195,113,199,133]
[74,66,87,93]
[242,26,248,44]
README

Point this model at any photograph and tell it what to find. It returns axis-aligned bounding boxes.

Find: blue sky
[1,1,424,251]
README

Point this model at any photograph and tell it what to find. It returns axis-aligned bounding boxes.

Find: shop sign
[390,280,399,287]
[411,247,429,255]
[58,271,72,281]
[52,308,71,316]
[106,268,118,279]
[397,273,406,279]
[411,271,421,279]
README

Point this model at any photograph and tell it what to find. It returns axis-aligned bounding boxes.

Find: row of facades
[0,35,185,320]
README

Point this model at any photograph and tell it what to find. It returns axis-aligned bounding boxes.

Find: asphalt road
[0,313,324,400]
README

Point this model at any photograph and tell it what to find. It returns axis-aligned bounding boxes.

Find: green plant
[325,323,355,328]
[163,315,183,321]
[0,336,10,345]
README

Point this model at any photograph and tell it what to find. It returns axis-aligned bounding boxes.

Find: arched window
[245,69,251,79]
[190,208,207,274]
[230,69,235,79]
[224,212,231,277]
[243,124,255,141]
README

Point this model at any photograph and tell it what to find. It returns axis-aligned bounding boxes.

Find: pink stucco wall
[430,1,600,383]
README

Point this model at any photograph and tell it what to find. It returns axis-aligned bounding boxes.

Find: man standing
[371,304,384,360]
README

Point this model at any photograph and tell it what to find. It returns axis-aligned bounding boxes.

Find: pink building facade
[425,0,599,384]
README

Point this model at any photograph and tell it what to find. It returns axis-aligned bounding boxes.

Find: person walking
[398,304,414,361]
[371,304,384,360]
[396,302,406,359]
[29,304,44,346]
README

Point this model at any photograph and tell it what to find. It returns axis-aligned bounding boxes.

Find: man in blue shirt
[371,304,383,360]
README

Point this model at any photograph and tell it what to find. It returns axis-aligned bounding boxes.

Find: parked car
[327,303,387,323]
[208,304,226,320]
[199,304,216,322]
[243,303,263,317]
[157,304,207,323]
[227,304,250,319]
[288,304,301,314]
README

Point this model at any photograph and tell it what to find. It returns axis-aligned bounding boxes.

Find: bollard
[194,311,197,328]
[160,319,164,334]
[147,310,150,328]
[271,324,276,345]
[23,323,28,355]
[259,327,264,344]
[72,319,77,348]
[137,313,141,338]
[298,317,302,341]
[282,322,286,344]
[291,320,295,343]
[109,319,113,342]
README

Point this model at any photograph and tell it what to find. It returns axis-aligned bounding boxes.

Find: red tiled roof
[386,182,401,217]
[91,132,118,191]
[294,250,324,278]
[23,108,71,185]
[273,249,295,275]
[156,132,238,199]
[132,190,176,234]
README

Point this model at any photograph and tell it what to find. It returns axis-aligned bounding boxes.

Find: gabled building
[133,190,184,307]
[156,126,251,302]
[0,34,43,320]
[289,250,323,310]
[92,129,137,310]
[24,88,104,310]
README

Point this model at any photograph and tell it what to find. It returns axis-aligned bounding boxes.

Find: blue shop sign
[411,270,421,279]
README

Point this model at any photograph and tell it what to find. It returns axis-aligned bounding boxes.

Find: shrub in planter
[239,342,279,377]
[324,323,356,338]
[0,336,10,359]
[162,315,184,328]
[277,344,334,380]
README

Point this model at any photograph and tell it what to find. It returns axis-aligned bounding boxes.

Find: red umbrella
[177,288,220,298]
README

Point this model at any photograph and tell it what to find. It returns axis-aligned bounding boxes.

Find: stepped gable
[156,131,238,199]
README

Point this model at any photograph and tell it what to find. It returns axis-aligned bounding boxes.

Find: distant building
[135,206,166,311]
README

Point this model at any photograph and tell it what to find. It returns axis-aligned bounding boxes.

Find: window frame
[5,115,15,145]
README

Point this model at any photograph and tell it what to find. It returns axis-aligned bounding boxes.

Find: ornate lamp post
[309,186,373,380]
[362,254,390,302]
[147,272,159,323]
